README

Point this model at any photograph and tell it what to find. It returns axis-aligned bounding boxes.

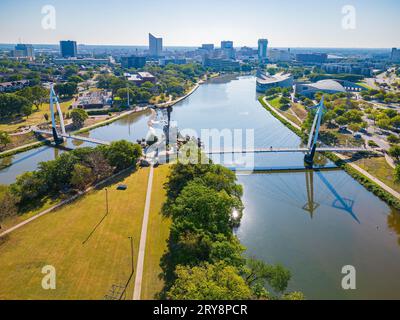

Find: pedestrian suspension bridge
[33,85,110,146]
[36,89,378,166]
[205,96,378,164]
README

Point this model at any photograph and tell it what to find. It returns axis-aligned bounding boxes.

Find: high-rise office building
[258,39,268,61]
[60,40,77,58]
[121,55,147,68]
[296,53,328,63]
[221,41,235,59]
[201,44,214,51]
[13,44,34,59]
[149,33,163,57]
[391,48,400,62]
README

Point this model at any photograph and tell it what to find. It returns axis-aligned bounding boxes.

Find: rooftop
[137,72,155,78]
[309,80,346,92]
[256,72,292,85]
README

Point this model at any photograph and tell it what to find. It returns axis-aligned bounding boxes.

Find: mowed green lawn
[0,99,74,133]
[141,165,171,300]
[356,156,400,193]
[0,167,149,300]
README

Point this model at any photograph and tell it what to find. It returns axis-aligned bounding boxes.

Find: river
[1,75,400,299]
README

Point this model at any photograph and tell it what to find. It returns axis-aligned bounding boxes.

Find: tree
[394,165,400,184]
[389,145,400,161]
[377,118,391,130]
[0,93,32,118]
[243,258,291,298]
[38,152,79,191]
[116,87,136,105]
[279,96,291,107]
[55,82,77,98]
[335,116,348,126]
[282,291,306,300]
[70,108,88,128]
[18,85,48,110]
[167,181,236,236]
[0,186,18,223]
[9,171,46,204]
[391,115,400,128]
[70,164,93,190]
[0,131,11,148]
[348,123,361,133]
[166,262,252,300]
[85,149,114,181]
[388,134,400,144]
[103,140,142,171]
[68,75,84,84]
[163,163,241,204]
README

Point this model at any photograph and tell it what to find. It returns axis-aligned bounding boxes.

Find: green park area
[355,156,400,194]
[0,167,152,300]
[0,98,73,133]
[141,165,171,299]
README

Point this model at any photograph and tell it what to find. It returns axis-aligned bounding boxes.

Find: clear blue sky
[0,0,399,48]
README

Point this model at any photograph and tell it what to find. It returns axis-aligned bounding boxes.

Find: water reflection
[254,170,360,223]
[388,209,400,246]
[315,171,359,223]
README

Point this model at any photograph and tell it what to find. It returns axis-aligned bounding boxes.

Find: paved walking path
[262,97,400,200]
[0,140,47,158]
[0,166,134,238]
[133,165,154,300]
[156,82,201,108]
[262,97,302,131]
[335,153,400,199]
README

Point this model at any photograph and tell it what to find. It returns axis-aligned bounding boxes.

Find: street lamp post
[105,188,109,215]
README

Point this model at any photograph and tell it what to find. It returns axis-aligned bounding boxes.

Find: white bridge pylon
[49,84,66,143]
[33,84,110,146]
[304,96,325,164]
[205,96,380,164]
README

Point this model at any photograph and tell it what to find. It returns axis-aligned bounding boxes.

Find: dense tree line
[361,89,400,104]
[0,85,48,119]
[54,82,78,98]
[96,63,206,106]
[0,141,142,223]
[0,93,32,118]
[159,162,304,300]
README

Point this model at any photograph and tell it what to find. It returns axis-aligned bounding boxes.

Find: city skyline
[0,0,399,48]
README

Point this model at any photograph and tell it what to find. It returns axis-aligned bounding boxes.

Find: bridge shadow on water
[237,167,360,224]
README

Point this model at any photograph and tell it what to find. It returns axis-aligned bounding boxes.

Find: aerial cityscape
[1,0,400,308]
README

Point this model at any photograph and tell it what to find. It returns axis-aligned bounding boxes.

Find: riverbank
[155,81,202,109]
[0,107,148,159]
[258,96,400,208]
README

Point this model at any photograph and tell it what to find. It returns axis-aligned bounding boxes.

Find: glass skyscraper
[258,39,268,61]
[149,33,163,57]
[60,40,77,58]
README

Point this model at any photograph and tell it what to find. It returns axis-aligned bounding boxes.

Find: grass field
[141,165,171,300]
[267,97,282,109]
[0,99,74,133]
[356,156,400,193]
[0,167,150,300]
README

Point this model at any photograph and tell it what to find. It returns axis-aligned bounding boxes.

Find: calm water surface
[1,76,400,299]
